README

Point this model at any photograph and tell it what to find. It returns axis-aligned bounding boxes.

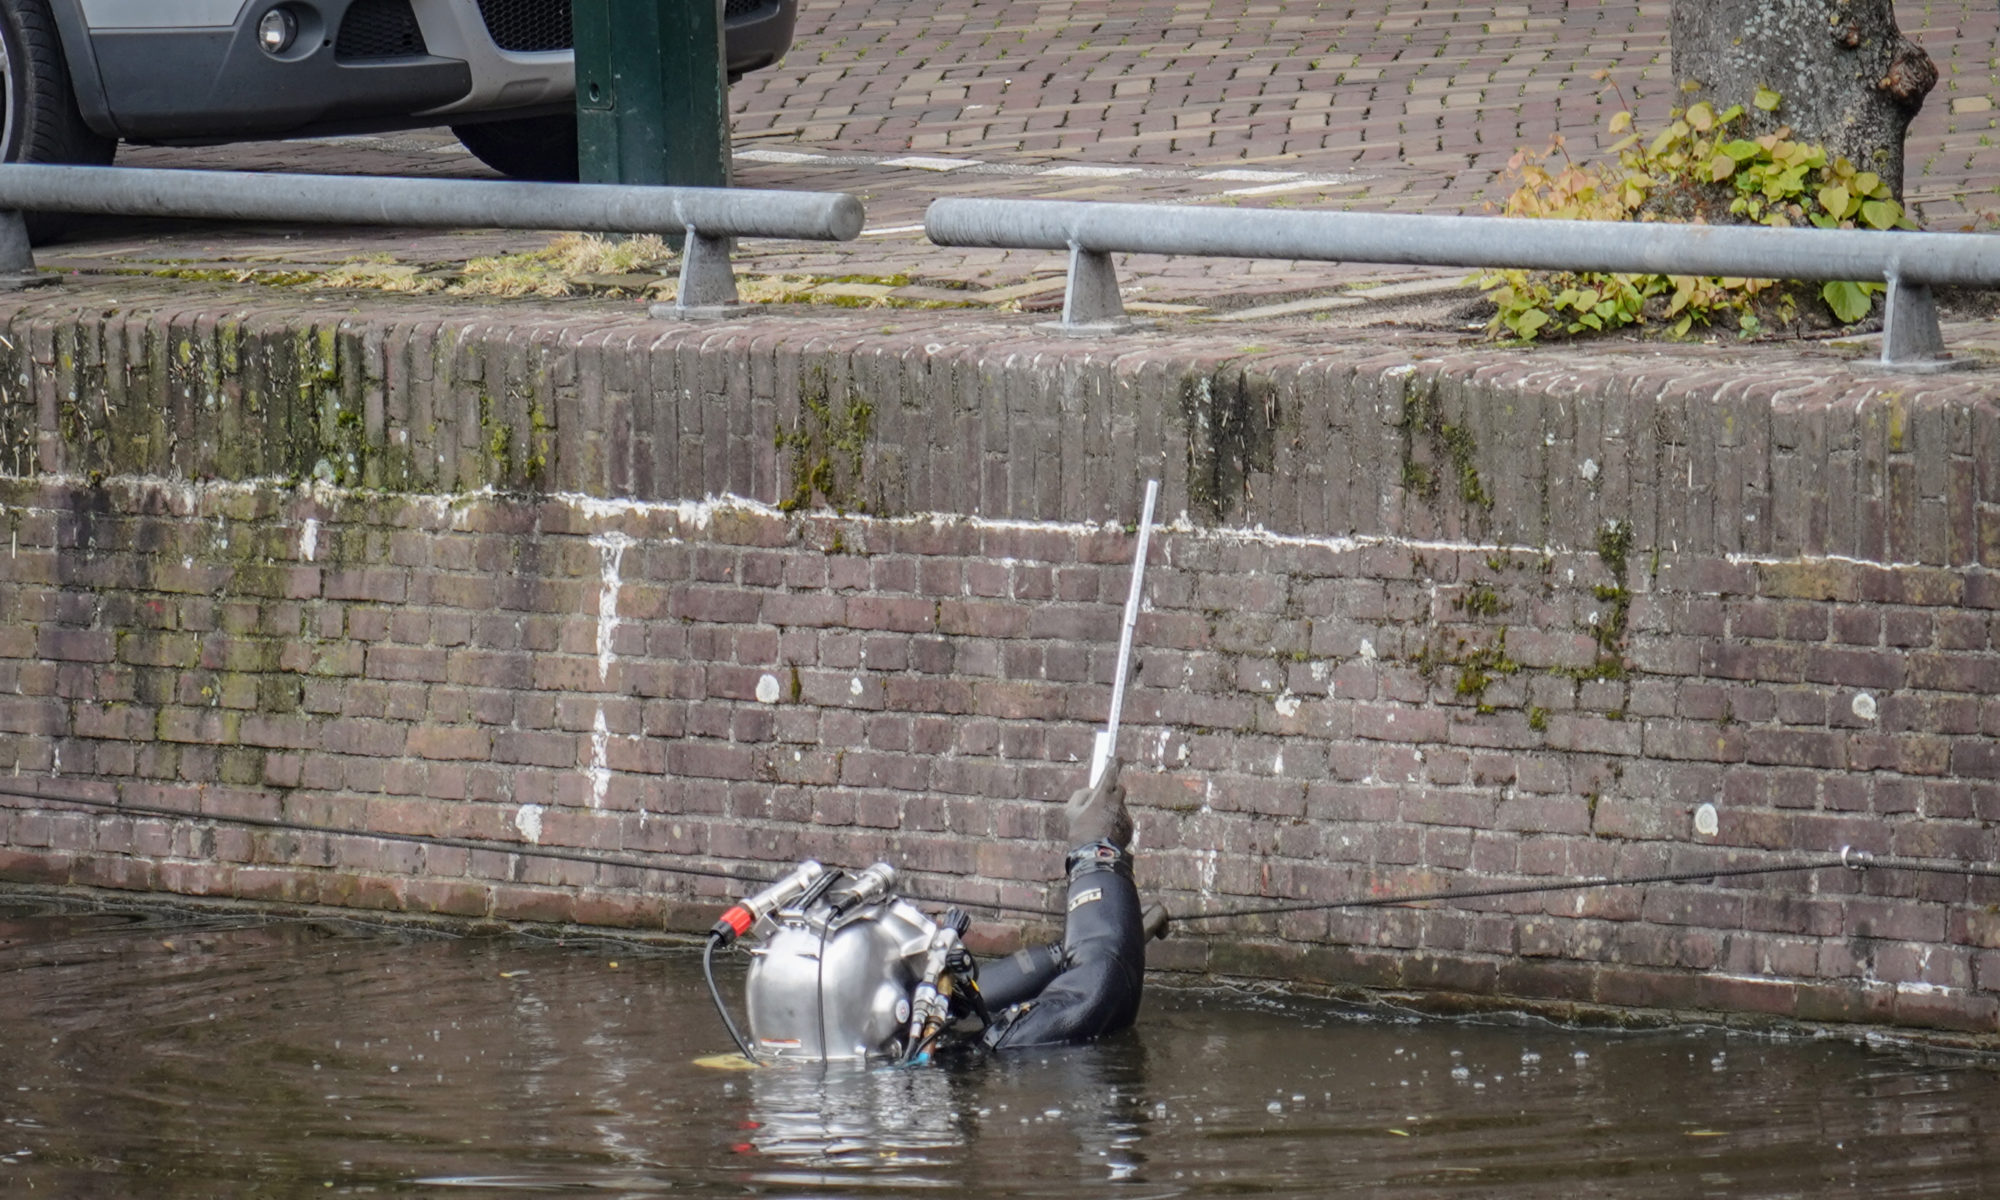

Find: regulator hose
[703,932,758,1064]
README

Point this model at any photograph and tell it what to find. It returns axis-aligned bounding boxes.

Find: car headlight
[258,7,299,55]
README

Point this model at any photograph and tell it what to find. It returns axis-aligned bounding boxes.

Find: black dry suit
[972,840,1147,1050]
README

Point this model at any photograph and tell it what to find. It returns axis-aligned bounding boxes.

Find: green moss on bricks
[1589,519,1634,675]
[1179,365,1279,524]
[1454,631,1520,714]
[478,389,514,484]
[319,391,367,488]
[1398,379,1493,518]
[315,328,339,383]
[1551,520,1635,683]
[1456,583,1509,618]
[777,369,874,514]
[525,400,552,485]
[218,321,242,376]
[1415,628,1521,715]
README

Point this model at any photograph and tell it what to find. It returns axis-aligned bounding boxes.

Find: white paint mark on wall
[588,708,612,809]
[1358,639,1377,661]
[850,677,864,697]
[756,673,782,704]
[1198,848,1219,896]
[1694,802,1719,837]
[589,531,634,683]
[300,518,318,562]
[1274,690,1301,718]
[515,803,544,845]
[1851,692,1878,721]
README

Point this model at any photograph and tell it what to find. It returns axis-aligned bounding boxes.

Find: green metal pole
[573,0,731,188]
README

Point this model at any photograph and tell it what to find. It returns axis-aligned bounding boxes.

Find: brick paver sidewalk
[50,0,2000,315]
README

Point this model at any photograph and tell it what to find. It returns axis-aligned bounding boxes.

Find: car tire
[0,0,115,241]
[452,115,579,183]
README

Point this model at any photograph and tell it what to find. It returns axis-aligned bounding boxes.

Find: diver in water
[970,762,1146,1049]
[707,761,1155,1062]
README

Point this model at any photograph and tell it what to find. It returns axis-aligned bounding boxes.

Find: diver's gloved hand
[1065,759,1132,851]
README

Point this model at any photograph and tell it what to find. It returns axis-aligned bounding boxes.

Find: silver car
[4,0,796,180]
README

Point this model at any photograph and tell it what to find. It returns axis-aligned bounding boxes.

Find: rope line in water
[6,780,1999,928]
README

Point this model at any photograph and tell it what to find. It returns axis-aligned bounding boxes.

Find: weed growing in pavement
[314,254,441,294]
[307,234,676,299]
[452,233,676,297]
[1478,80,1915,343]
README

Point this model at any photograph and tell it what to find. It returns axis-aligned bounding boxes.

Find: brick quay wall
[4,284,2000,1040]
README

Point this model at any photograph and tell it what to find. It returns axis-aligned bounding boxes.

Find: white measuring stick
[1090,478,1159,788]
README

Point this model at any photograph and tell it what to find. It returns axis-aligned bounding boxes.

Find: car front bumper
[85,0,473,141]
[71,0,797,143]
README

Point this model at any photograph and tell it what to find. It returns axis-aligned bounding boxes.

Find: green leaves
[1483,98,1913,342]
[1859,199,1900,230]
[1820,280,1876,324]
[1508,306,1551,338]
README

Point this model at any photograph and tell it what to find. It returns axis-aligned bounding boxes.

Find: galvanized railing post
[659,227,744,319]
[0,211,35,288]
[1058,244,1134,333]
[1881,276,1951,371]
[925,198,2000,371]
[0,165,865,314]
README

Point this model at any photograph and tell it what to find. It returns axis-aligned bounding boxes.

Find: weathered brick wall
[4,285,2000,1038]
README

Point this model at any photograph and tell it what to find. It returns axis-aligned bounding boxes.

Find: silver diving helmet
[708,860,972,1064]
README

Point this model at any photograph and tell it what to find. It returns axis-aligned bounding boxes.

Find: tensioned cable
[1174,860,1850,922]
[11,780,1999,928]
[0,781,754,883]
[0,781,1060,919]
[1172,850,2000,923]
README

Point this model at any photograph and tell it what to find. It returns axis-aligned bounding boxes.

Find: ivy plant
[1480,84,1915,343]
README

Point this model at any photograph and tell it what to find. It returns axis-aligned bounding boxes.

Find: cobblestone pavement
[40,0,2000,318]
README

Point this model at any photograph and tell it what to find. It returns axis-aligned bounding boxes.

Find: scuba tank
[706,860,983,1064]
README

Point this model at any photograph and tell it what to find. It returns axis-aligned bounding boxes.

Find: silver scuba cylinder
[740,862,941,1062]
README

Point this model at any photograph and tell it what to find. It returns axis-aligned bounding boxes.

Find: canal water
[5,893,1999,1197]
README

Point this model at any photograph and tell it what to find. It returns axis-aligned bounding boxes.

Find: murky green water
[5,893,2000,1197]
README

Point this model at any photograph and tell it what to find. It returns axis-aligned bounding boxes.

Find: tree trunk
[1670,0,1936,199]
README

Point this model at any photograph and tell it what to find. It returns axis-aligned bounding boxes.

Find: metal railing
[0,164,864,319]
[925,197,2000,371]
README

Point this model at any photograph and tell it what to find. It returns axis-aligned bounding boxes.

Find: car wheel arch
[36,0,119,141]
